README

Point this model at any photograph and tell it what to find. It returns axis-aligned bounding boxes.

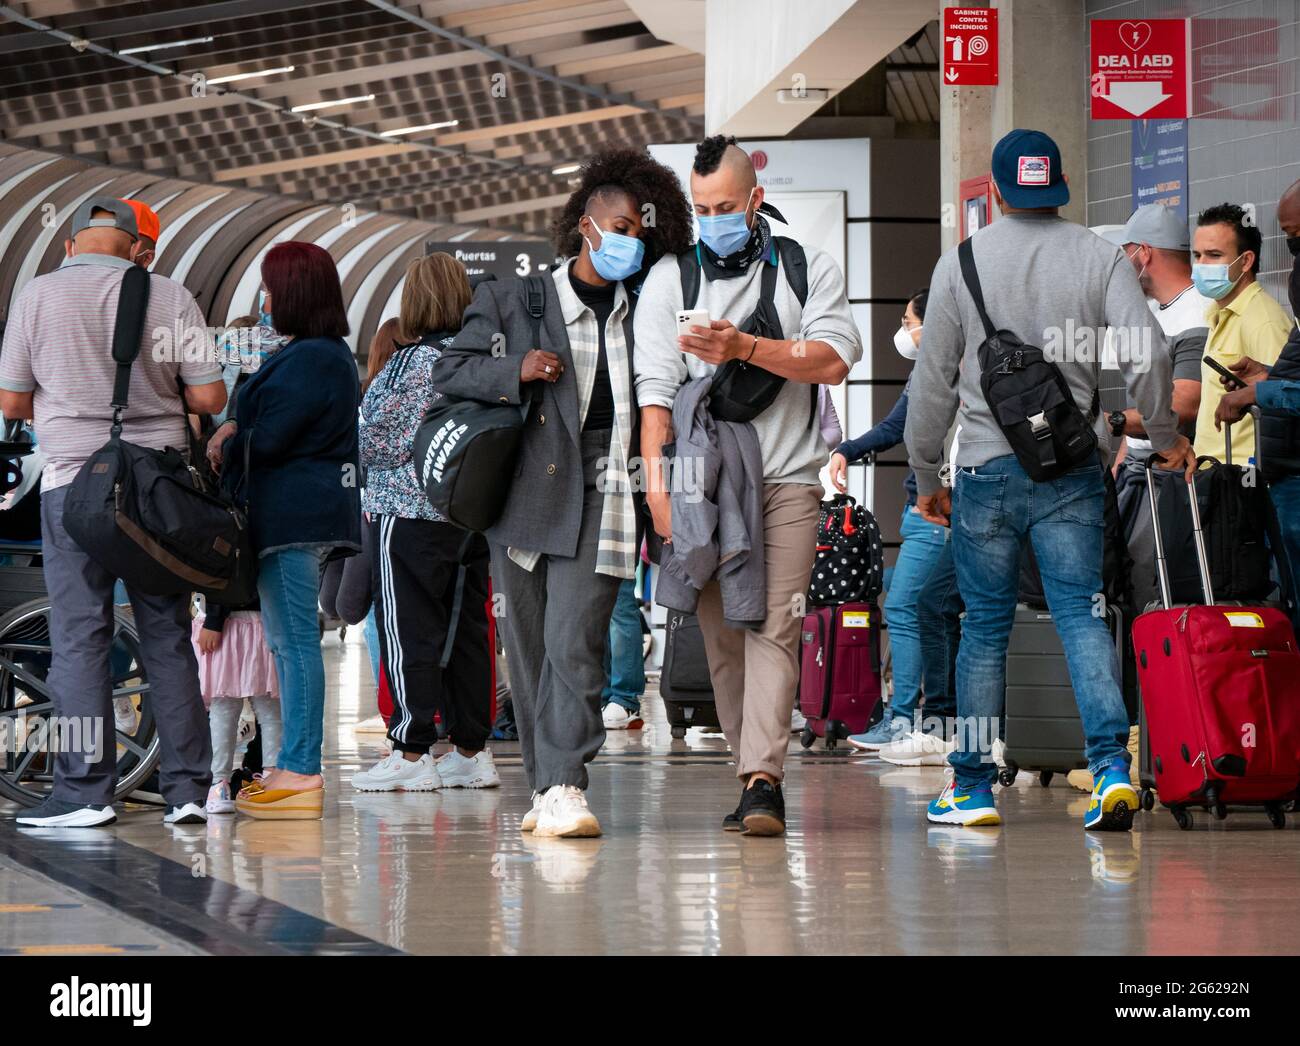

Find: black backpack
[807,494,884,606]
[413,277,543,532]
[63,266,256,604]
[679,237,819,427]
[958,237,1100,481]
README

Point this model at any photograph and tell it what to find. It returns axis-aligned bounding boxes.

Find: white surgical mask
[893,324,920,360]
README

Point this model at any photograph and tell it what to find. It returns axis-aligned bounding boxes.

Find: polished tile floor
[6,628,1300,955]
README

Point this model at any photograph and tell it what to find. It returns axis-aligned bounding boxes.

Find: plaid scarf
[507,260,638,580]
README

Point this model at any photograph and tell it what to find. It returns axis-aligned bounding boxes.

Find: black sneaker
[15,798,116,828]
[722,787,746,831]
[739,779,785,836]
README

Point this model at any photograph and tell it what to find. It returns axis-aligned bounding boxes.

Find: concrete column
[939,82,992,251]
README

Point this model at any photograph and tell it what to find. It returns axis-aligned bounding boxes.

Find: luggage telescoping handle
[1221,404,1263,468]
[1144,456,1215,610]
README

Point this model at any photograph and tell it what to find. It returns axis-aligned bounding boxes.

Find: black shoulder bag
[957,237,1099,481]
[413,276,543,532]
[678,236,819,427]
[64,265,257,603]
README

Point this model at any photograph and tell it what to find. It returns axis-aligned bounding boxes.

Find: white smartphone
[676,308,711,339]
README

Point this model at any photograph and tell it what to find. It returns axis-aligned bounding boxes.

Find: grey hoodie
[904,212,1180,494]
[654,378,766,628]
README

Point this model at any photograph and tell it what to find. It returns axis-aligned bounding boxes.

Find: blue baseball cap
[992,129,1069,210]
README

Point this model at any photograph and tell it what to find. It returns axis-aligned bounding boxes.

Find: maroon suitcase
[1131,457,1300,830]
[798,602,882,750]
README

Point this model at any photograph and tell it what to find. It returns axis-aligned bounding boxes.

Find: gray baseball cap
[69,196,138,240]
[1101,203,1190,251]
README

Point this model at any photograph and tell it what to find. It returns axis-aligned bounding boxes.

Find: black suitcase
[659,610,721,739]
[1000,602,1136,787]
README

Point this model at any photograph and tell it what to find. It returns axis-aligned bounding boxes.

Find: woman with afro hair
[430,147,692,838]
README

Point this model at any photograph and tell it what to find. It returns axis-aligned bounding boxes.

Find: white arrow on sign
[945,68,958,82]
[1103,80,1172,116]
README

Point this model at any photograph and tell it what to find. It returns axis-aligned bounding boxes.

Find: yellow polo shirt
[1196,281,1292,463]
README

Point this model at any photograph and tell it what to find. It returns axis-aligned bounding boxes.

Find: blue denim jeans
[915,535,962,732]
[883,506,951,723]
[602,579,646,712]
[363,604,382,688]
[257,547,326,775]
[949,454,1130,791]
[1268,474,1300,630]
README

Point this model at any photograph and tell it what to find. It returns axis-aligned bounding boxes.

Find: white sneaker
[435,749,500,788]
[164,801,208,825]
[602,703,644,730]
[205,781,236,814]
[112,697,137,735]
[520,791,544,833]
[533,785,601,838]
[790,708,807,734]
[351,751,443,792]
[992,737,1007,767]
[879,730,956,767]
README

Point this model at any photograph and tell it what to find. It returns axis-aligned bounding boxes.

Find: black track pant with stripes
[372,515,492,753]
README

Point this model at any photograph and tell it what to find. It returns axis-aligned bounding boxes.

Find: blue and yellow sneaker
[927,775,1001,826]
[1083,759,1138,832]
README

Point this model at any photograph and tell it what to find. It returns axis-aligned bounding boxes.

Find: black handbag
[413,277,543,532]
[63,265,257,603]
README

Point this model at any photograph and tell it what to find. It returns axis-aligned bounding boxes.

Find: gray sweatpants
[491,429,621,792]
[41,485,211,807]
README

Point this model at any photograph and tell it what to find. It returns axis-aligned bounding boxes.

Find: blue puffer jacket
[222,335,362,558]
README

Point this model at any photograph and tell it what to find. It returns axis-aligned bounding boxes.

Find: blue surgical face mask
[583,219,645,282]
[696,189,755,257]
[1192,253,1245,301]
[258,288,274,329]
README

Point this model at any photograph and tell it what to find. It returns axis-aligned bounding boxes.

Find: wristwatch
[1108,409,1127,437]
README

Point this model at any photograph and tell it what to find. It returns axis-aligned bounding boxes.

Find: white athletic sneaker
[112,697,137,735]
[164,801,208,825]
[992,737,1007,769]
[351,751,443,792]
[601,703,644,730]
[533,786,602,838]
[205,781,236,815]
[790,708,807,734]
[878,730,956,767]
[520,791,544,833]
[434,749,500,788]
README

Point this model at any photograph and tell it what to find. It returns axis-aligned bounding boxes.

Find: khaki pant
[695,482,821,781]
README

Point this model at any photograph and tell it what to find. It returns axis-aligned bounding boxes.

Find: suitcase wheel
[1172,807,1194,831]
[1139,788,1156,812]
[800,727,815,750]
[1266,803,1286,829]
[997,767,1017,788]
[1038,770,1054,788]
[670,725,687,740]
[825,736,838,752]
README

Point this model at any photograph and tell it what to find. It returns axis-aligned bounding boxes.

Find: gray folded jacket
[655,377,766,628]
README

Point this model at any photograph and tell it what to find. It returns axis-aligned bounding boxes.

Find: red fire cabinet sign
[1090,18,1191,119]
[942,8,998,86]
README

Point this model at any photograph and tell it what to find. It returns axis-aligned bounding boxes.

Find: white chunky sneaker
[351,751,443,792]
[520,792,544,833]
[205,781,236,814]
[435,749,501,788]
[533,786,601,838]
[878,730,957,767]
[601,703,644,730]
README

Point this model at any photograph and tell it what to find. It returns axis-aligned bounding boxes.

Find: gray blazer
[429,272,637,558]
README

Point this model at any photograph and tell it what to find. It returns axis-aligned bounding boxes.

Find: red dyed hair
[260,241,350,340]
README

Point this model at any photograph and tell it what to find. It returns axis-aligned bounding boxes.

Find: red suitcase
[1131,458,1300,830]
[798,602,882,750]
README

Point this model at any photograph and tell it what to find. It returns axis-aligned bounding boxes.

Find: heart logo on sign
[1119,20,1153,51]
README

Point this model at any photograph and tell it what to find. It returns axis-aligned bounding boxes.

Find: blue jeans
[883,506,951,723]
[1268,474,1300,630]
[257,548,326,776]
[950,454,1129,791]
[915,536,962,732]
[363,604,381,687]
[602,579,646,712]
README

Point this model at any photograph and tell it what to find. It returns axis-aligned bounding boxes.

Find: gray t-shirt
[1124,284,1209,461]
[0,254,220,488]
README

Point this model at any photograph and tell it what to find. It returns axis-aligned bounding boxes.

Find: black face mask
[1287,235,1300,257]
[1290,249,1300,317]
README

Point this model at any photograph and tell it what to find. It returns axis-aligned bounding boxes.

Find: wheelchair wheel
[0,598,160,807]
